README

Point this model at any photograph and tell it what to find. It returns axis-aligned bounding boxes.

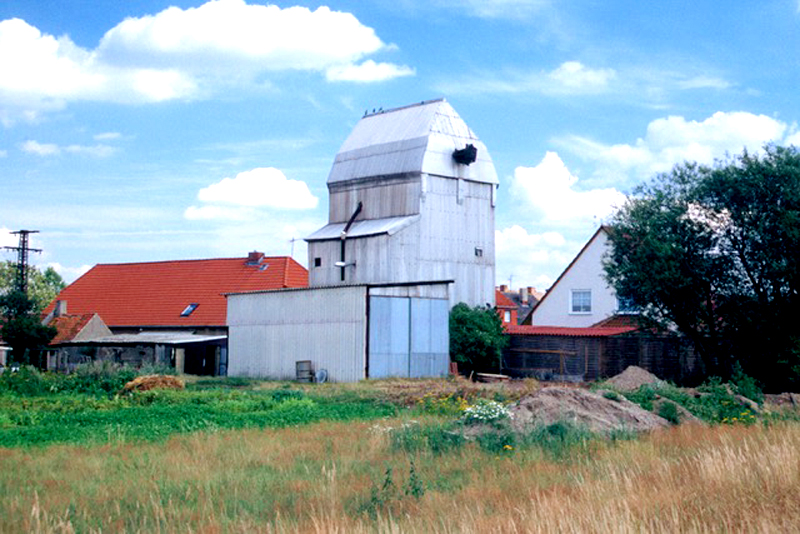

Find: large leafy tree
[0,261,66,313]
[0,290,57,368]
[449,303,508,374]
[604,145,800,390]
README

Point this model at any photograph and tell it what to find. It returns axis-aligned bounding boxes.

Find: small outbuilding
[226,281,451,382]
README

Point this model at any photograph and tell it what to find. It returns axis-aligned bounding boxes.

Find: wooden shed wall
[503,334,699,384]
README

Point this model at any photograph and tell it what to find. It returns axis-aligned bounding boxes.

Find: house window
[181,303,199,317]
[570,290,591,313]
[503,310,511,323]
[474,247,483,257]
[314,257,322,267]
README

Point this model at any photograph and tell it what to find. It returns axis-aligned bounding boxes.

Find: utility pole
[3,229,41,295]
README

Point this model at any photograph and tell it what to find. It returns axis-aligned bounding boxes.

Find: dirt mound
[509,387,670,435]
[123,374,185,392]
[604,366,664,392]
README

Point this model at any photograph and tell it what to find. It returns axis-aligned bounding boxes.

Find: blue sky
[3,0,800,291]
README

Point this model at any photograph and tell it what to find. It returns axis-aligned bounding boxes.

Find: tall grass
[2,418,799,532]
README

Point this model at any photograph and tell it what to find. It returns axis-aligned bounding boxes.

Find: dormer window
[181,303,199,317]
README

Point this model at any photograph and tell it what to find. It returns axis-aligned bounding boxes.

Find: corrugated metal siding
[227,286,367,382]
[368,295,449,379]
[328,179,421,222]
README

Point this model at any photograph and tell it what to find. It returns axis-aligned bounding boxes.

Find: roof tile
[42,256,308,327]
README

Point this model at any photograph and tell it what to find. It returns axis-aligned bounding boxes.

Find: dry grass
[2,416,800,533]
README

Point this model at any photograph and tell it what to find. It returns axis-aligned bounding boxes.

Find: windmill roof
[328,98,498,185]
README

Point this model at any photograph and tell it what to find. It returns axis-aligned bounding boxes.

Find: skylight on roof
[181,303,199,317]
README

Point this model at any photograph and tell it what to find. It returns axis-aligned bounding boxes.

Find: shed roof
[48,313,96,344]
[328,99,498,185]
[42,255,308,328]
[506,324,638,337]
[305,214,419,242]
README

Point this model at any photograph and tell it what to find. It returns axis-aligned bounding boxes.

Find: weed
[461,398,511,426]
[390,420,465,454]
[602,390,622,402]
[658,400,680,425]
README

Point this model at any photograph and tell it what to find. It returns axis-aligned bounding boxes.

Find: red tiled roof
[495,290,517,309]
[42,255,308,327]
[49,314,95,344]
[592,315,641,328]
[506,324,638,337]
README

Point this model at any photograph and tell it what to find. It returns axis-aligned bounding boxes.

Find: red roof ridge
[506,324,637,338]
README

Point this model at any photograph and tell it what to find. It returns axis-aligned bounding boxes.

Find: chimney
[519,287,528,304]
[499,284,508,292]
[246,251,265,265]
[54,300,67,317]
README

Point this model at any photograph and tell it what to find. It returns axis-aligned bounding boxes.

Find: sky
[3,0,800,291]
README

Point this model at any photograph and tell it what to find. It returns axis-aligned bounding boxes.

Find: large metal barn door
[368,296,449,378]
[409,298,449,378]
[368,296,410,378]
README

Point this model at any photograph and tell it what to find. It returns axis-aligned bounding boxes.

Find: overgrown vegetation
[1,367,799,531]
[448,302,508,374]
[605,145,800,391]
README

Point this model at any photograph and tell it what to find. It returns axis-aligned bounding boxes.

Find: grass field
[1,369,799,532]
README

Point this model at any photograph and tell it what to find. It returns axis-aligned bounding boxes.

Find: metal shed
[226,281,451,382]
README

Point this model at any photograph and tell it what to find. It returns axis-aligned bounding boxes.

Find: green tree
[0,261,66,313]
[449,303,509,375]
[0,290,57,368]
[604,145,800,390]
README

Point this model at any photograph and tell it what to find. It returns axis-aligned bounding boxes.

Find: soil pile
[123,374,185,392]
[509,387,670,435]
[604,366,664,392]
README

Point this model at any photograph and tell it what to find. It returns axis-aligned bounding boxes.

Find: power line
[3,230,42,295]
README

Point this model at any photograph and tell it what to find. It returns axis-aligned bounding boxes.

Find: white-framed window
[570,290,591,313]
[503,310,512,323]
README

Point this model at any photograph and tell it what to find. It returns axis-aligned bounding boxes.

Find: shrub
[730,362,764,403]
[0,366,49,396]
[658,401,680,425]
[449,303,508,374]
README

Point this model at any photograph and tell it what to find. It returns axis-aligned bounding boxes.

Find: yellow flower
[503,445,513,450]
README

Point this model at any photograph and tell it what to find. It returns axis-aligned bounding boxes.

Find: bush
[730,362,764,403]
[449,303,508,374]
[658,401,680,425]
[0,366,49,396]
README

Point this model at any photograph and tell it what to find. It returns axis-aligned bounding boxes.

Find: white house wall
[531,230,619,327]
[227,286,367,382]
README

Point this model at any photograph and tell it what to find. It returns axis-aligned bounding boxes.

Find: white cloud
[20,139,117,157]
[20,140,60,156]
[547,61,615,94]
[563,111,790,183]
[511,151,626,225]
[431,0,551,19]
[196,167,318,210]
[93,132,121,141]
[46,262,92,284]
[1,1,410,120]
[326,60,415,83]
[0,227,17,248]
[438,61,615,97]
[495,225,573,291]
